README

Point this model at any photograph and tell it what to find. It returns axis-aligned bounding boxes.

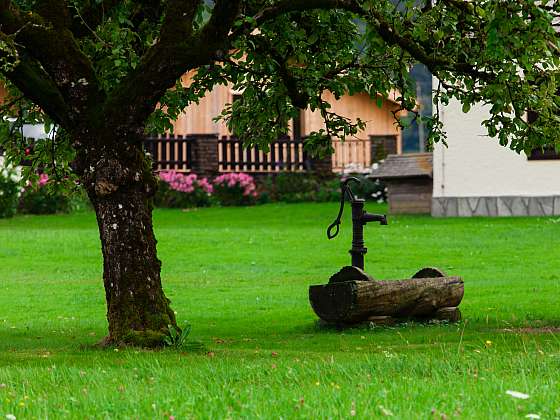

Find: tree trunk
[76,129,177,347]
[309,276,464,324]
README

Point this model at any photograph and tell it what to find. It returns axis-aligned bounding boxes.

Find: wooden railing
[331,138,371,172]
[218,136,306,173]
[143,134,397,174]
[144,134,194,172]
[331,135,398,172]
[9,134,397,174]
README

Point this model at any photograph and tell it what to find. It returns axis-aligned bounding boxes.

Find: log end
[309,281,357,323]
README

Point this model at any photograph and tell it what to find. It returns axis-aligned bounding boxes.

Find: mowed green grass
[0,203,559,419]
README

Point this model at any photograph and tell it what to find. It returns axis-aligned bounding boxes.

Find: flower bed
[212,173,258,206]
[155,171,213,208]
[19,173,71,214]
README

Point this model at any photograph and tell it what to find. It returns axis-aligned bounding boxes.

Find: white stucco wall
[1,123,48,171]
[21,123,50,139]
[433,100,560,198]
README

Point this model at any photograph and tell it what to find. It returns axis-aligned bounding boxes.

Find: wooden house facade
[171,74,404,173]
[0,76,404,175]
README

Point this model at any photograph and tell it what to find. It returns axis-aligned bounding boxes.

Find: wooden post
[191,134,219,178]
[307,154,333,177]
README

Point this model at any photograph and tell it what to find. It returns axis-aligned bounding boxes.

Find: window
[370,135,397,163]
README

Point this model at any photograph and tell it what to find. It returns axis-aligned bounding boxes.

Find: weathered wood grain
[309,276,464,324]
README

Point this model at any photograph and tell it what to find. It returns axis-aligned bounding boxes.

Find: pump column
[349,198,367,270]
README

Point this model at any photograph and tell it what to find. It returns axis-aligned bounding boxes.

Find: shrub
[213,173,258,206]
[273,173,318,202]
[257,173,340,203]
[255,176,273,205]
[19,173,72,215]
[68,186,92,212]
[315,178,341,202]
[155,171,213,208]
[341,173,387,203]
[0,161,21,218]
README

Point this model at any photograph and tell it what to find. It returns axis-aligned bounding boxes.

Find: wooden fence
[331,138,370,172]
[143,134,398,174]
[144,134,194,172]
[218,136,306,173]
[331,135,398,172]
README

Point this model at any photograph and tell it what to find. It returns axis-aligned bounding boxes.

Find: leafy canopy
[0,0,558,180]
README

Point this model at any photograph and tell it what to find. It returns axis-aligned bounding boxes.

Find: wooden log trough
[309,266,464,325]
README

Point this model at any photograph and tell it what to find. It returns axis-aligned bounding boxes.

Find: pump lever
[326,177,360,239]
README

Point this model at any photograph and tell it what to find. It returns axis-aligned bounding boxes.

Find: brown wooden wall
[171,74,231,136]
[301,90,403,155]
[386,177,433,214]
[171,73,403,170]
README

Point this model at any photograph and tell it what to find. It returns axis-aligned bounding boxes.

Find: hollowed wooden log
[309,276,464,324]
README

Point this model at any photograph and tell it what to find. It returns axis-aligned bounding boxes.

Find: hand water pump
[326,177,387,270]
[308,177,464,325]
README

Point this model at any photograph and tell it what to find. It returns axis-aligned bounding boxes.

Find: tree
[0,0,558,347]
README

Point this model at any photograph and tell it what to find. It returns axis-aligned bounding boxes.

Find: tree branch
[36,0,72,28]
[236,0,494,83]
[0,0,102,128]
[68,0,122,38]
[157,0,199,44]
[104,0,242,131]
[2,52,71,126]
[254,0,362,21]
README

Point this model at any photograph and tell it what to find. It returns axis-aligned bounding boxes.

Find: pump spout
[362,213,388,225]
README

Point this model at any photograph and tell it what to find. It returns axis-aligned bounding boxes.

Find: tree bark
[76,130,177,347]
[309,275,464,324]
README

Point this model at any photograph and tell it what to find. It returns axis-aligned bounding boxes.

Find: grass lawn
[0,202,559,418]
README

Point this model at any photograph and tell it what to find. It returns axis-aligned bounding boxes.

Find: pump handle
[326,177,360,239]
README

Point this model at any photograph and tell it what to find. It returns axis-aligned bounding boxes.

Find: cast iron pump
[311,178,463,325]
[327,177,387,270]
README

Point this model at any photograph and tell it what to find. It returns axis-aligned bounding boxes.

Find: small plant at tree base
[0,160,21,218]
[164,323,204,351]
[164,323,191,348]
[67,185,93,213]
[213,173,258,206]
[155,171,213,209]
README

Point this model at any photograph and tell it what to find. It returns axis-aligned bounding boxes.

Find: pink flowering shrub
[19,173,71,214]
[213,173,258,206]
[38,173,49,187]
[155,170,213,208]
